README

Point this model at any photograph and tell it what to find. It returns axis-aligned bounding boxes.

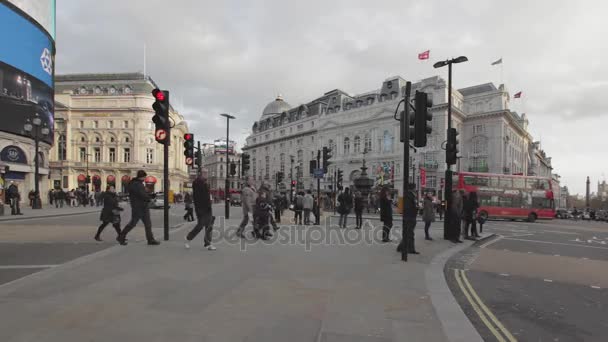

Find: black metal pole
[290,158,294,203]
[225,118,231,219]
[444,63,453,240]
[316,149,321,225]
[333,169,337,214]
[402,81,412,262]
[33,129,40,209]
[197,140,202,173]
[85,152,89,207]
[163,133,170,241]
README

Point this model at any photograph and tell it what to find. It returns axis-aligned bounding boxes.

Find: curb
[425,240,484,342]
[0,210,99,222]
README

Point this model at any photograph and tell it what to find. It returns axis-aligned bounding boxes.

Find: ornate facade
[49,72,190,193]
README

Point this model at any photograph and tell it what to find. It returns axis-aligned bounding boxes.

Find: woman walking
[354,191,364,229]
[422,193,435,240]
[463,191,479,240]
[94,186,123,241]
[379,187,393,243]
[183,192,194,222]
[337,187,353,228]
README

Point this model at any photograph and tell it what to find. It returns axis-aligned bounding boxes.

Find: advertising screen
[0,1,55,144]
[7,0,56,39]
[214,139,236,155]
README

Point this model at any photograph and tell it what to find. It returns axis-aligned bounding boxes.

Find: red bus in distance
[454,171,555,222]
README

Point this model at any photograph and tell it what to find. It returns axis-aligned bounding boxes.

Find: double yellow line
[454,269,518,342]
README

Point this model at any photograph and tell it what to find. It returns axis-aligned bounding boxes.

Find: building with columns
[243,75,558,199]
[49,72,191,194]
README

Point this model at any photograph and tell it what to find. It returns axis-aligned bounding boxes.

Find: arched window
[58,134,67,160]
[344,137,350,155]
[124,136,130,143]
[80,135,86,143]
[95,135,101,143]
[354,136,361,154]
[380,94,387,102]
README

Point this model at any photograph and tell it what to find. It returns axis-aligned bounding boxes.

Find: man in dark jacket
[95,185,122,241]
[117,170,159,245]
[397,183,419,254]
[7,182,22,215]
[184,170,216,250]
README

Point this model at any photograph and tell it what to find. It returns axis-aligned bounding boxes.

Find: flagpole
[143,43,147,77]
[500,62,504,86]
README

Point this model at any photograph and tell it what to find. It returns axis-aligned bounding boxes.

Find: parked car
[582,211,591,220]
[555,209,571,219]
[150,192,169,209]
[595,210,607,221]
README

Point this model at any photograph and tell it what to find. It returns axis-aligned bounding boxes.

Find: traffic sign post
[155,129,167,142]
[313,168,324,179]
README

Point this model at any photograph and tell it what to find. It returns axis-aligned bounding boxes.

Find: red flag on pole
[418,50,430,60]
[420,167,427,188]
[513,91,522,98]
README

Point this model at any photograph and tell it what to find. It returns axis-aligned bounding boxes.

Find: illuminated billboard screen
[214,139,236,155]
[0,1,55,144]
[7,0,56,39]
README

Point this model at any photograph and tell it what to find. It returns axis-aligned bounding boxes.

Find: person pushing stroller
[253,190,273,240]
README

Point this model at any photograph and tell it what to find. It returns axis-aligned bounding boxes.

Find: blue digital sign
[0,1,54,88]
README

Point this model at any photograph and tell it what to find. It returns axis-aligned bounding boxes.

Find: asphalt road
[446,219,608,342]
[0,203,225,286]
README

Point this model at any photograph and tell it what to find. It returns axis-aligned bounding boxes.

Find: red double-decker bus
[453,171,555,222]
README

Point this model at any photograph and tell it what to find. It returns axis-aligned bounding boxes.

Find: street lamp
[23,113,49,209]
[290,155,294,202]
[434,55,468,241]
[220,113,235,219]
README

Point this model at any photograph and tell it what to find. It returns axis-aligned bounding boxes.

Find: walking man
[185,170,216,250]
[303,190,314,225]
[397,183,419,254]
[117,170,160,246]
[237,176,257,238]
[7,182,22,215]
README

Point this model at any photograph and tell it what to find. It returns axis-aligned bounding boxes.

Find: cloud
[55,0,608,194]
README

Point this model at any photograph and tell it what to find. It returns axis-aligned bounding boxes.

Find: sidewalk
[0,205,99,221]
[0,217,481,342]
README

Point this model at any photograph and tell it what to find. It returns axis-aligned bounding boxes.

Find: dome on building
[262,94,291,118]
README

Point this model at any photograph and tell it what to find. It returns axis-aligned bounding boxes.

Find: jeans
[424,221,431,238]
[10,198,20,215]
[184,208,194,222]
[398,218,417,252]
[237,208,251,235]
[382,220,392,241]
[294,210,303,225]
[464,219,478,237]
[355,210,363,228]
[121,208,155,242]
[186,215,215,246]
[304,209,311,225]
[55,199,64,208]
[339,213,348,227]
[96,221,121,238]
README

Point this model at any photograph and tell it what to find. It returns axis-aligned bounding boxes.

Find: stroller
[253,197,274,240]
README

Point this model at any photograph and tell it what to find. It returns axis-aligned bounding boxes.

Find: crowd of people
[47,188,106,208]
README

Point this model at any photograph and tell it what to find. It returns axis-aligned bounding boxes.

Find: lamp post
[290,155,294,203]
[434,55,468,241]
[23,113,49,209]
[220,113,235,219]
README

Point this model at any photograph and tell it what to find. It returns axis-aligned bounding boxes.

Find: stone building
[49,72,191,194]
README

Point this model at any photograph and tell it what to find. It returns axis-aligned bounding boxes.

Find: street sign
[155,129,167,142]
[313,168,324,178]
[185,157,193,165]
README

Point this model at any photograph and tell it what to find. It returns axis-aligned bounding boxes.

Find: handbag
[288,204,295,211]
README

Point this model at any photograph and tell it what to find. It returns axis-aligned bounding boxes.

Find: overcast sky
[55,0,608,195]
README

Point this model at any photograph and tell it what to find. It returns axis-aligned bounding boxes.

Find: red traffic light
[184,133,193,141]
[291,180,297,185]
[152,89,165,101]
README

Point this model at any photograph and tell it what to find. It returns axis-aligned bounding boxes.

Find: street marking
[503,238,608,250]
[591,286,601,289]
[544,279,553,283]
[455,269,517,342]
[499,273,510,277]
[479,235,504,249]
[0,265,58,269]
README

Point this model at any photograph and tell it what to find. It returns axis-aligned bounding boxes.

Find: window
[145,148,154,164]
[94,147,101,162]
[290,127,293,133]
[95,136,101,143]
[123,121,129,129]
[57,135,67,161]
[311,136,314,143]
[252,158,257,179]
[80,136,86,143]
[265,156,270,179]
[280,154,285,173]
[364,134,372,152]
[354,136,361,154]
[297,124,303,131]
[513,177,525,189]
[427,176,437,189]
[473,124,485,134]
[311,121,314,128]
[93,121,99,129]
[297,150,303,164]
[108,121,114,129]
[472,138,488,155]
[343,137,350,155]
[265,134,270,141]
[367,98,374,105]
[123,148,131,163]
[297,138,303,146]
[382,130,393,152]
[79,121,84,128]
[110,136,115,143]
[328,139,335,152]
[380,94,387,101]
[125,136,130,143]
[280,130,285,136]
[109,148,116,163]
[79,147,86,162]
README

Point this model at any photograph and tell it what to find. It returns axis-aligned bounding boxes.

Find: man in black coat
[184,170,216,250]
[397,183,419,254]
[117,170,159,246]
[7,182,22,215]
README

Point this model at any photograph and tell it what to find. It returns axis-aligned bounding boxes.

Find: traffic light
[241,153,250,176]
[322,147,332,173]
[337,169,343,188]
[277,172,284,183]
[86,175,91,184]
[446,128,459,165]
[152,89,170,144]
[414,91,433,147]
[183,133,194,165]
[291,180,297,187]
[230,162,237,176]
[195,149,202,168]
[309,160,317,174]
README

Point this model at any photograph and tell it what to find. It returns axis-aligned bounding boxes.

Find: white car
[150,192,167,209]
[582,212,591,220]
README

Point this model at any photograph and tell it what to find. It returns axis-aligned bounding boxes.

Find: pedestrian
[294,191,304,225]
[273,193,282,223]
[437,201,445,220]
[184,170,216,250]
[449,189,464,243]
[253,189,273,240]
[337,187,353,228]
[397,183,419,254]
[354,191,364,229]
[28,190,35,208]
[237,177,257,238]
[463,191,479,240]
[259,181,279,230]
[379,187,393,242]
[183,192,194,222]
[7,182,22,215]
[48,189,54,206]
[303,190,314,225]
[422,193,435,240]
[94,186,123,241]
[117,170,160,246]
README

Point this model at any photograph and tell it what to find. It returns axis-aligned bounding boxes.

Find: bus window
[489,177,500,187]
[532,197,551,209]
[479,194,493,206]
[525,179,534,189]
[476,177,489,186]
[540,180,550,190]
[499,177,513,188]
[464,176,475,186]
[513,178,525,189]
[499,197,513,207]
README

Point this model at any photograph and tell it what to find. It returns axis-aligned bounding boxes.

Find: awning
[77,174,86,182]
[145,176,157,184]
[107,175,116,183]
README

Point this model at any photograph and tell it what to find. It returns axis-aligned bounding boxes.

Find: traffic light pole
[333,169,337,214]
[444,63,453,241]
[197,141,202,173]
[163,133,170,241]
[401,81,411,262]
[225,118,231,219]
[316,150,321,225]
